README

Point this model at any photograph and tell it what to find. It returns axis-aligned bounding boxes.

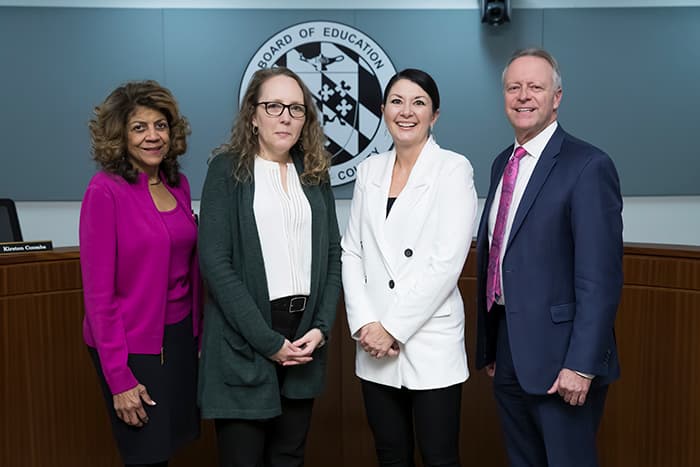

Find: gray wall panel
[0,6,697,199]
[545,7,700,195]
[0,8,166,200]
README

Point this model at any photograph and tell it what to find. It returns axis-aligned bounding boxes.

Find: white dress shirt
[488,121,558,305]
[253,156,312,300]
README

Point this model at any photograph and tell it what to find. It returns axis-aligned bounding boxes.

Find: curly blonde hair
[215,67,330,185]
[89,80,190,186]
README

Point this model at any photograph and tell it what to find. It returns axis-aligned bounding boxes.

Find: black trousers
[215,395,314,467]
[361,379,463,467]
[215,304,313,467]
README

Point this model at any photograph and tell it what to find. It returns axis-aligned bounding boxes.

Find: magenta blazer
[79,171,202,395]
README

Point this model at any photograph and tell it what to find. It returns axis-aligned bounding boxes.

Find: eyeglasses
[256,101,307,119]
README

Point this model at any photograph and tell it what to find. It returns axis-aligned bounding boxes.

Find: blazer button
[389,280,395,289]
[404,248,413,257]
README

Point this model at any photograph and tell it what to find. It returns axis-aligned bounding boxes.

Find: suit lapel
[476,147,512,256]
[506,127,564,250]
[385,140,435,231]
[384,138,439,273]
[363,150,396,278]
[365,138,439,275]
[386,173,430,225]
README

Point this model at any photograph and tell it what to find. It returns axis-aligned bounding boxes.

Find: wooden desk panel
[1,244,699,467]
[0,251,120,467]
[598,283,700,466]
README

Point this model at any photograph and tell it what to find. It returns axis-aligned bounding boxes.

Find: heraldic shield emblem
[240,21,397,186]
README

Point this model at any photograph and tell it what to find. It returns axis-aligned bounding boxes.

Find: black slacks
[215,395,314,467]
[215,304,314,467]
[361,379,463,467]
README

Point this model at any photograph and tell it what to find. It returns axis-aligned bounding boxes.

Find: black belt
[270,295,308,313]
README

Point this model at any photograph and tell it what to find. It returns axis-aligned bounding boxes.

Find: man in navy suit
[475,48,623,467]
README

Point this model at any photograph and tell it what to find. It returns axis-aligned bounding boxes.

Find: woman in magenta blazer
[80,81,202,467]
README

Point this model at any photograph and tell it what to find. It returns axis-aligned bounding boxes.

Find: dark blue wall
[1,7,698,199]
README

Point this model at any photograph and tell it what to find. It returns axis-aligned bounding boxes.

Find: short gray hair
[502,48,562,91]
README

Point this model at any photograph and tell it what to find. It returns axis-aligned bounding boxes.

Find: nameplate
[0,240,54,254]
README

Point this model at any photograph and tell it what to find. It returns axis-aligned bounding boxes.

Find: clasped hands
[358,321,399,359]
[269,328,324,366]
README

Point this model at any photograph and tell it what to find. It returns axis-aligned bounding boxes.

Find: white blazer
[341,137,478,389]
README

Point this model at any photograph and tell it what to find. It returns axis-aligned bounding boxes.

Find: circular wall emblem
[240,21,397,186]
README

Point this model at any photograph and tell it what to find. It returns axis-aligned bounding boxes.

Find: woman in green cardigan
[197,67,341,467]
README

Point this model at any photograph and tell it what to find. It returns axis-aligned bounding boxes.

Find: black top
[386,197,397,217]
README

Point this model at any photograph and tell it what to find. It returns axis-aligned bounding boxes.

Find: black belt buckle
[289,296,307,313]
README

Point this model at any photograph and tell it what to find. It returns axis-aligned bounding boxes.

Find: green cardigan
[197,152,341,420]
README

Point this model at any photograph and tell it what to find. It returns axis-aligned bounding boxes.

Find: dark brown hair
[89,80,190,186]
[383,68,441,113]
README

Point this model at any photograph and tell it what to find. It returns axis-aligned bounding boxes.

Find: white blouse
[253,156,312,300]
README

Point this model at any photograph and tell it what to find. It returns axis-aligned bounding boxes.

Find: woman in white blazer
[341,69,477,467]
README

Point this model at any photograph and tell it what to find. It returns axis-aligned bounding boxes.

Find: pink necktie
[486,146,527,311]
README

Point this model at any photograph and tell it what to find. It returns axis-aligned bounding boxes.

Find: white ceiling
[0,0,698,9]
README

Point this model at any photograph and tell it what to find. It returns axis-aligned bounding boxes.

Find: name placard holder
[0,240,54,254]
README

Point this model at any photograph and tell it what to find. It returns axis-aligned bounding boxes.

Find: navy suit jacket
[475,125,623,394]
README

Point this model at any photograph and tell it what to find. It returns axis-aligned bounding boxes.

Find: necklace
[149,179,162,186]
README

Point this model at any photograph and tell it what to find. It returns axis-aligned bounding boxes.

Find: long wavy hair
[214,67,329,185]
[89,80,190,186]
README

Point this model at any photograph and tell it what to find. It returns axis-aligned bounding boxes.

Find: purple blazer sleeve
[79,181,138,395]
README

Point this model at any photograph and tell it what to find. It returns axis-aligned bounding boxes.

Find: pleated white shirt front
[253,156,312,300]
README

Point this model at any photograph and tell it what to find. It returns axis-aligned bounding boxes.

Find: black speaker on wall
[480,0,511,26]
